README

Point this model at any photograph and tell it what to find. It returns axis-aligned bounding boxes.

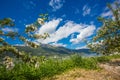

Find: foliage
[70,55,98,69]
[0,14,49,63]
[88,2,120,55]
[0,54,106,80]
[0,53,120,80]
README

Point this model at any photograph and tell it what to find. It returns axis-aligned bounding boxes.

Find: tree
[88,2,120,55]
[0,14,49,62]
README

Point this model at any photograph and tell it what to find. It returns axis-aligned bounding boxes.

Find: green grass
[95,54,120,63]
[0,54,120,80]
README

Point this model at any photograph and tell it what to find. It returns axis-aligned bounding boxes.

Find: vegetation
[0,14,49,61]
[88,2,120,55]
[0,2,120,80]
[0,15,51,73]
[0,54,120,80]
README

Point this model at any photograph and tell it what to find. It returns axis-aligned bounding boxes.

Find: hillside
[15,44,96,57]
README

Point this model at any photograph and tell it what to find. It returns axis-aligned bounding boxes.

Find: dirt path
[44,59,120,80]
[99,59,120,80]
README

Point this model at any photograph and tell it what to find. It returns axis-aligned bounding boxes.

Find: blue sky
[0,0,118,49]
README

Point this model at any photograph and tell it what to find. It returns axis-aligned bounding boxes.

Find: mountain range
[16,44,97,57]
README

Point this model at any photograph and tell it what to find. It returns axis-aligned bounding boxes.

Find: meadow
[0,54,120,80]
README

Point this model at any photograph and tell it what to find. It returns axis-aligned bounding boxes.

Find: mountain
[15,44,96,57]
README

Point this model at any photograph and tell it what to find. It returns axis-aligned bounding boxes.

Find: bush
[70,55,98,69]
[96,56,110,63]
[1,54,120,79]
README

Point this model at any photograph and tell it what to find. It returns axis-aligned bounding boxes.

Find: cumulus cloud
[49,0,64,11]
[37,20,83,43]
[37,18,62,34]
[83,5,91,16]
[70,25,96,44]
[37,19,96,44]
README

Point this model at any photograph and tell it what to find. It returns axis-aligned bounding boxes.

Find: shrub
[1,54,120,79]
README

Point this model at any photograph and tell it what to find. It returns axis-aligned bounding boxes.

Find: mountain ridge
[15,44,96,57]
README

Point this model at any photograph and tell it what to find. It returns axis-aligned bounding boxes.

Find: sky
[0,0,119,49]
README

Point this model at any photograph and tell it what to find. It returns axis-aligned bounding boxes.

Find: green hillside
[15,44,95,57]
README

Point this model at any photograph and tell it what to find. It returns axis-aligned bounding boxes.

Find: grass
[0,54,120,80]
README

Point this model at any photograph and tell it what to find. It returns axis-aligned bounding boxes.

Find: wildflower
[3,56,15,70]
[35,61,40,68]
[37,18,44,25]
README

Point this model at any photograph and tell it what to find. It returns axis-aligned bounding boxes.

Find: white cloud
[37,18,62,34]
[38,21,84,43]
[2,27,18,32]
[51,42,66,47]
[83,5,91,16]
[101,10,112,17]
[70,25,96,44]
[49,0,64,11]
[37,19,96,44]
[100,0,120,18]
